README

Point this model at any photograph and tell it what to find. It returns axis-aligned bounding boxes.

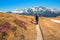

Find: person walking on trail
[35,13,39,24]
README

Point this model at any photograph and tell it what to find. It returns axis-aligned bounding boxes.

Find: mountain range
[7,6,60,17]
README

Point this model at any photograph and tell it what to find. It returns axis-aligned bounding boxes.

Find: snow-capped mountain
[7,6,60,17]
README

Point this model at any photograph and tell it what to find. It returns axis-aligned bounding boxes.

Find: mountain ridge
[6,6,60,17]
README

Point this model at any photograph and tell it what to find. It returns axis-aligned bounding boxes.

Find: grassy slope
[0,12,37,40]
[39,16,60,40]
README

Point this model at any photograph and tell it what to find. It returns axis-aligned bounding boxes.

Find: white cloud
[0,11,3,12]
[12,10,23,13]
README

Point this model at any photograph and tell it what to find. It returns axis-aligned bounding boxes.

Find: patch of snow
[32,7,36,11]
[51,19,60,23]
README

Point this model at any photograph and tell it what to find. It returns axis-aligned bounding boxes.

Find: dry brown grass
[39,17,60,40]
[0,12,37,40]
[0,12,60,40]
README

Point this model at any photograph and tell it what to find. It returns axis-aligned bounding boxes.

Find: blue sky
[0,0,60,11]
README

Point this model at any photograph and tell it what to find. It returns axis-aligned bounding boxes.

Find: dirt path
[36,24,43,40]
